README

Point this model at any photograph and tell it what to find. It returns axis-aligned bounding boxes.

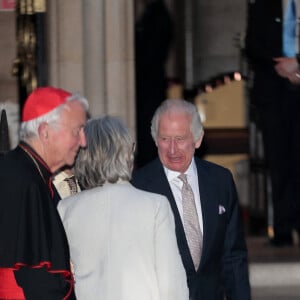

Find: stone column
[47,0,84,92]
[104,0,135,132]
[47,0,135,133]
[82,0,106,116]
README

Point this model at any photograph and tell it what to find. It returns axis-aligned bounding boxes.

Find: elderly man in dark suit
[131,99,251,300]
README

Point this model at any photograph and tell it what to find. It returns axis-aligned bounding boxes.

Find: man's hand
[285,71,300,84]
[273,57,300,84]
[273,57,299,77]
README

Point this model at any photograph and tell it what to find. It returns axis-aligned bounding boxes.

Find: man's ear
[195,130,204,149]
[38,122,49,143]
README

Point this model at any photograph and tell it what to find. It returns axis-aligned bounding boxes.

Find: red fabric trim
[12,261,74,299]
[48,179,54,199]
[0,268,25,299]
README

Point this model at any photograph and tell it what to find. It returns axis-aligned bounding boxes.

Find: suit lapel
[195,158,219,270]
[148,160,196,273]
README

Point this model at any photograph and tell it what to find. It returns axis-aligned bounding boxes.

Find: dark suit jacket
[245,0,283,66]
[245,0,300,103]
[131,157,251,300]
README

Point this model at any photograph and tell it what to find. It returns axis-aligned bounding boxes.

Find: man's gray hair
[19,92,89,141]
[75,115,134,189]
[151,99,204,143]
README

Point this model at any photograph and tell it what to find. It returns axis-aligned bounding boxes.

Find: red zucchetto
[22,86,71,122]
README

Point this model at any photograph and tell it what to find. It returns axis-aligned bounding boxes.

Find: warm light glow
[224,76,231,84]
[234,72,242,81]
[205,85,213,93]
[268,226,274,238]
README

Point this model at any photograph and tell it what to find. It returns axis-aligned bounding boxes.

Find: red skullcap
[22,86,72,122]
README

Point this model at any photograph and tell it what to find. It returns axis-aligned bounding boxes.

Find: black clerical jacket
[0,142,75,299]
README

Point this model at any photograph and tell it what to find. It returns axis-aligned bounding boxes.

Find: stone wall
[0,9,18,149]
[0,10,17,105]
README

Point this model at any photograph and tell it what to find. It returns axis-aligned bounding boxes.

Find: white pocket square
[218,205,226,215]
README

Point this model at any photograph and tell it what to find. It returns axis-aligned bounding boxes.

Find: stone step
[246,236,300,299]
[252,286,300,300]
[249,262,300,287]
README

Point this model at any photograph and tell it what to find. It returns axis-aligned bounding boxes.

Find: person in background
[0,86,88,299]
[58,115,189,300]
[245,0,300,246]
[131,99,251,300]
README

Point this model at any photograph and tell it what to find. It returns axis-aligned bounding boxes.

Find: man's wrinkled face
[156,111,202,173]
[47,101,87,171]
